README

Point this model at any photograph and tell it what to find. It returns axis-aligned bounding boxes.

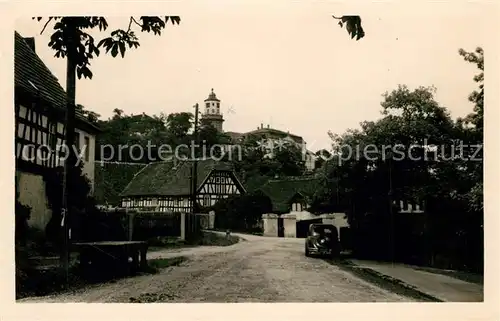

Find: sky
[13,2,490,152]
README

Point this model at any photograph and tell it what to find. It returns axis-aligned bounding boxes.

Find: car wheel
[305,246,310,257]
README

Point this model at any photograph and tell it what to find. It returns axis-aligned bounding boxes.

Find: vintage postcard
[1,1,498,320]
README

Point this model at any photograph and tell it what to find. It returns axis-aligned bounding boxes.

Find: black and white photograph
[2,1,498,320]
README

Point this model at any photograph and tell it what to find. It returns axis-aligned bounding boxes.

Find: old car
[305,223,340,258]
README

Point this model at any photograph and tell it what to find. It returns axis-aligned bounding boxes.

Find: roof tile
[120,159,236,197]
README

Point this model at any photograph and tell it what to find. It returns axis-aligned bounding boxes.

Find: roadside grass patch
[147,236,196,252]
[326,258,442,302]
[186,231,240,247]
[146,256,187,273]
[214,228,263,236]
[147,231,240,252]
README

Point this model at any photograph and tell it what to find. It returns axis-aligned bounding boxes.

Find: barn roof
[14,31,100,133]
[256,176,322,213]
[120,159,244,197]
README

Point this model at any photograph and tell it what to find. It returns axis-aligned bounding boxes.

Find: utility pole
[60,24,77,286]
[190,103,200,238]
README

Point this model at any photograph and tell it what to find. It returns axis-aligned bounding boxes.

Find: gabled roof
[225,131,244,142]
[245,128,304,144]
[14,31,100,133]
[243,174,274,193]
[120,159,242,197]
[257,176,321,213]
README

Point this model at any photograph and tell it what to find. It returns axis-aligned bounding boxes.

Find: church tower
[201,88,224,132]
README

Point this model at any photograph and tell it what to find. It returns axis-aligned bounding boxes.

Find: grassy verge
[214,228,263,236]
[188,231,240,246]
[146,256,187,273]
[147,236,193,252]
[326,258,442,302]
[148,231,240,252]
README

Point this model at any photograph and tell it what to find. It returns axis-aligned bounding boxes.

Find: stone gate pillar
[282,213,297,238]
[208,210,215,229]
[262,213,279,237]
[180,212,186,241]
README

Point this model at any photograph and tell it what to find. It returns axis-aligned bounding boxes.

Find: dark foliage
[213,192,272,231]
[312,48,484,273]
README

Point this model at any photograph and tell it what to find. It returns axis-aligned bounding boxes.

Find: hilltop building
[201,88,224,132]
[226,124,316,172]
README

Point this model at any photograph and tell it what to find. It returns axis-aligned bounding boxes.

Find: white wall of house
[16,170,52,230]
[16,104,97,231]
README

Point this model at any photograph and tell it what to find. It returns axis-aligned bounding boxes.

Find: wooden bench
[72,241,148,279]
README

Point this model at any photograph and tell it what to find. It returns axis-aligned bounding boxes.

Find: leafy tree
[95,110,172,162]
[34,16,181,79]
[457,47,483,212]
[76,104,100,123]
[43,163,96,245]
[167,112,194,142]
[314,149,332,169]
[458,47,484,134]
[213,192,272,231]
[233,133,306,183]
[311,53,484,270]
[273,142,306,176]
[332,16,365,40]
[32,17,181,263]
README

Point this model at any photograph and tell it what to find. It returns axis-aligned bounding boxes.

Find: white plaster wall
[292,211,348,227]
[16,171,52,231]
[283,218,296,238]
[292,210,317,221]
[208,211,215,229]
[262,214,278,237]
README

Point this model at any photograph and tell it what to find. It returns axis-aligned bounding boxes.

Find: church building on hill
[202,88,316,172]
[201,88,224,132]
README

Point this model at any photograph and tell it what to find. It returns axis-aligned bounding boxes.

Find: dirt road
[19,234,412,302]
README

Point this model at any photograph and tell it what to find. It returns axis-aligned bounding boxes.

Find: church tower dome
[201,88,224,132]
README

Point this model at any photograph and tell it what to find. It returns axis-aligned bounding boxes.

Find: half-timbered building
[120,159,246,212]
[14,31,101,230]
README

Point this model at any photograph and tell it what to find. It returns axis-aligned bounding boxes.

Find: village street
[19,234,411,303]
